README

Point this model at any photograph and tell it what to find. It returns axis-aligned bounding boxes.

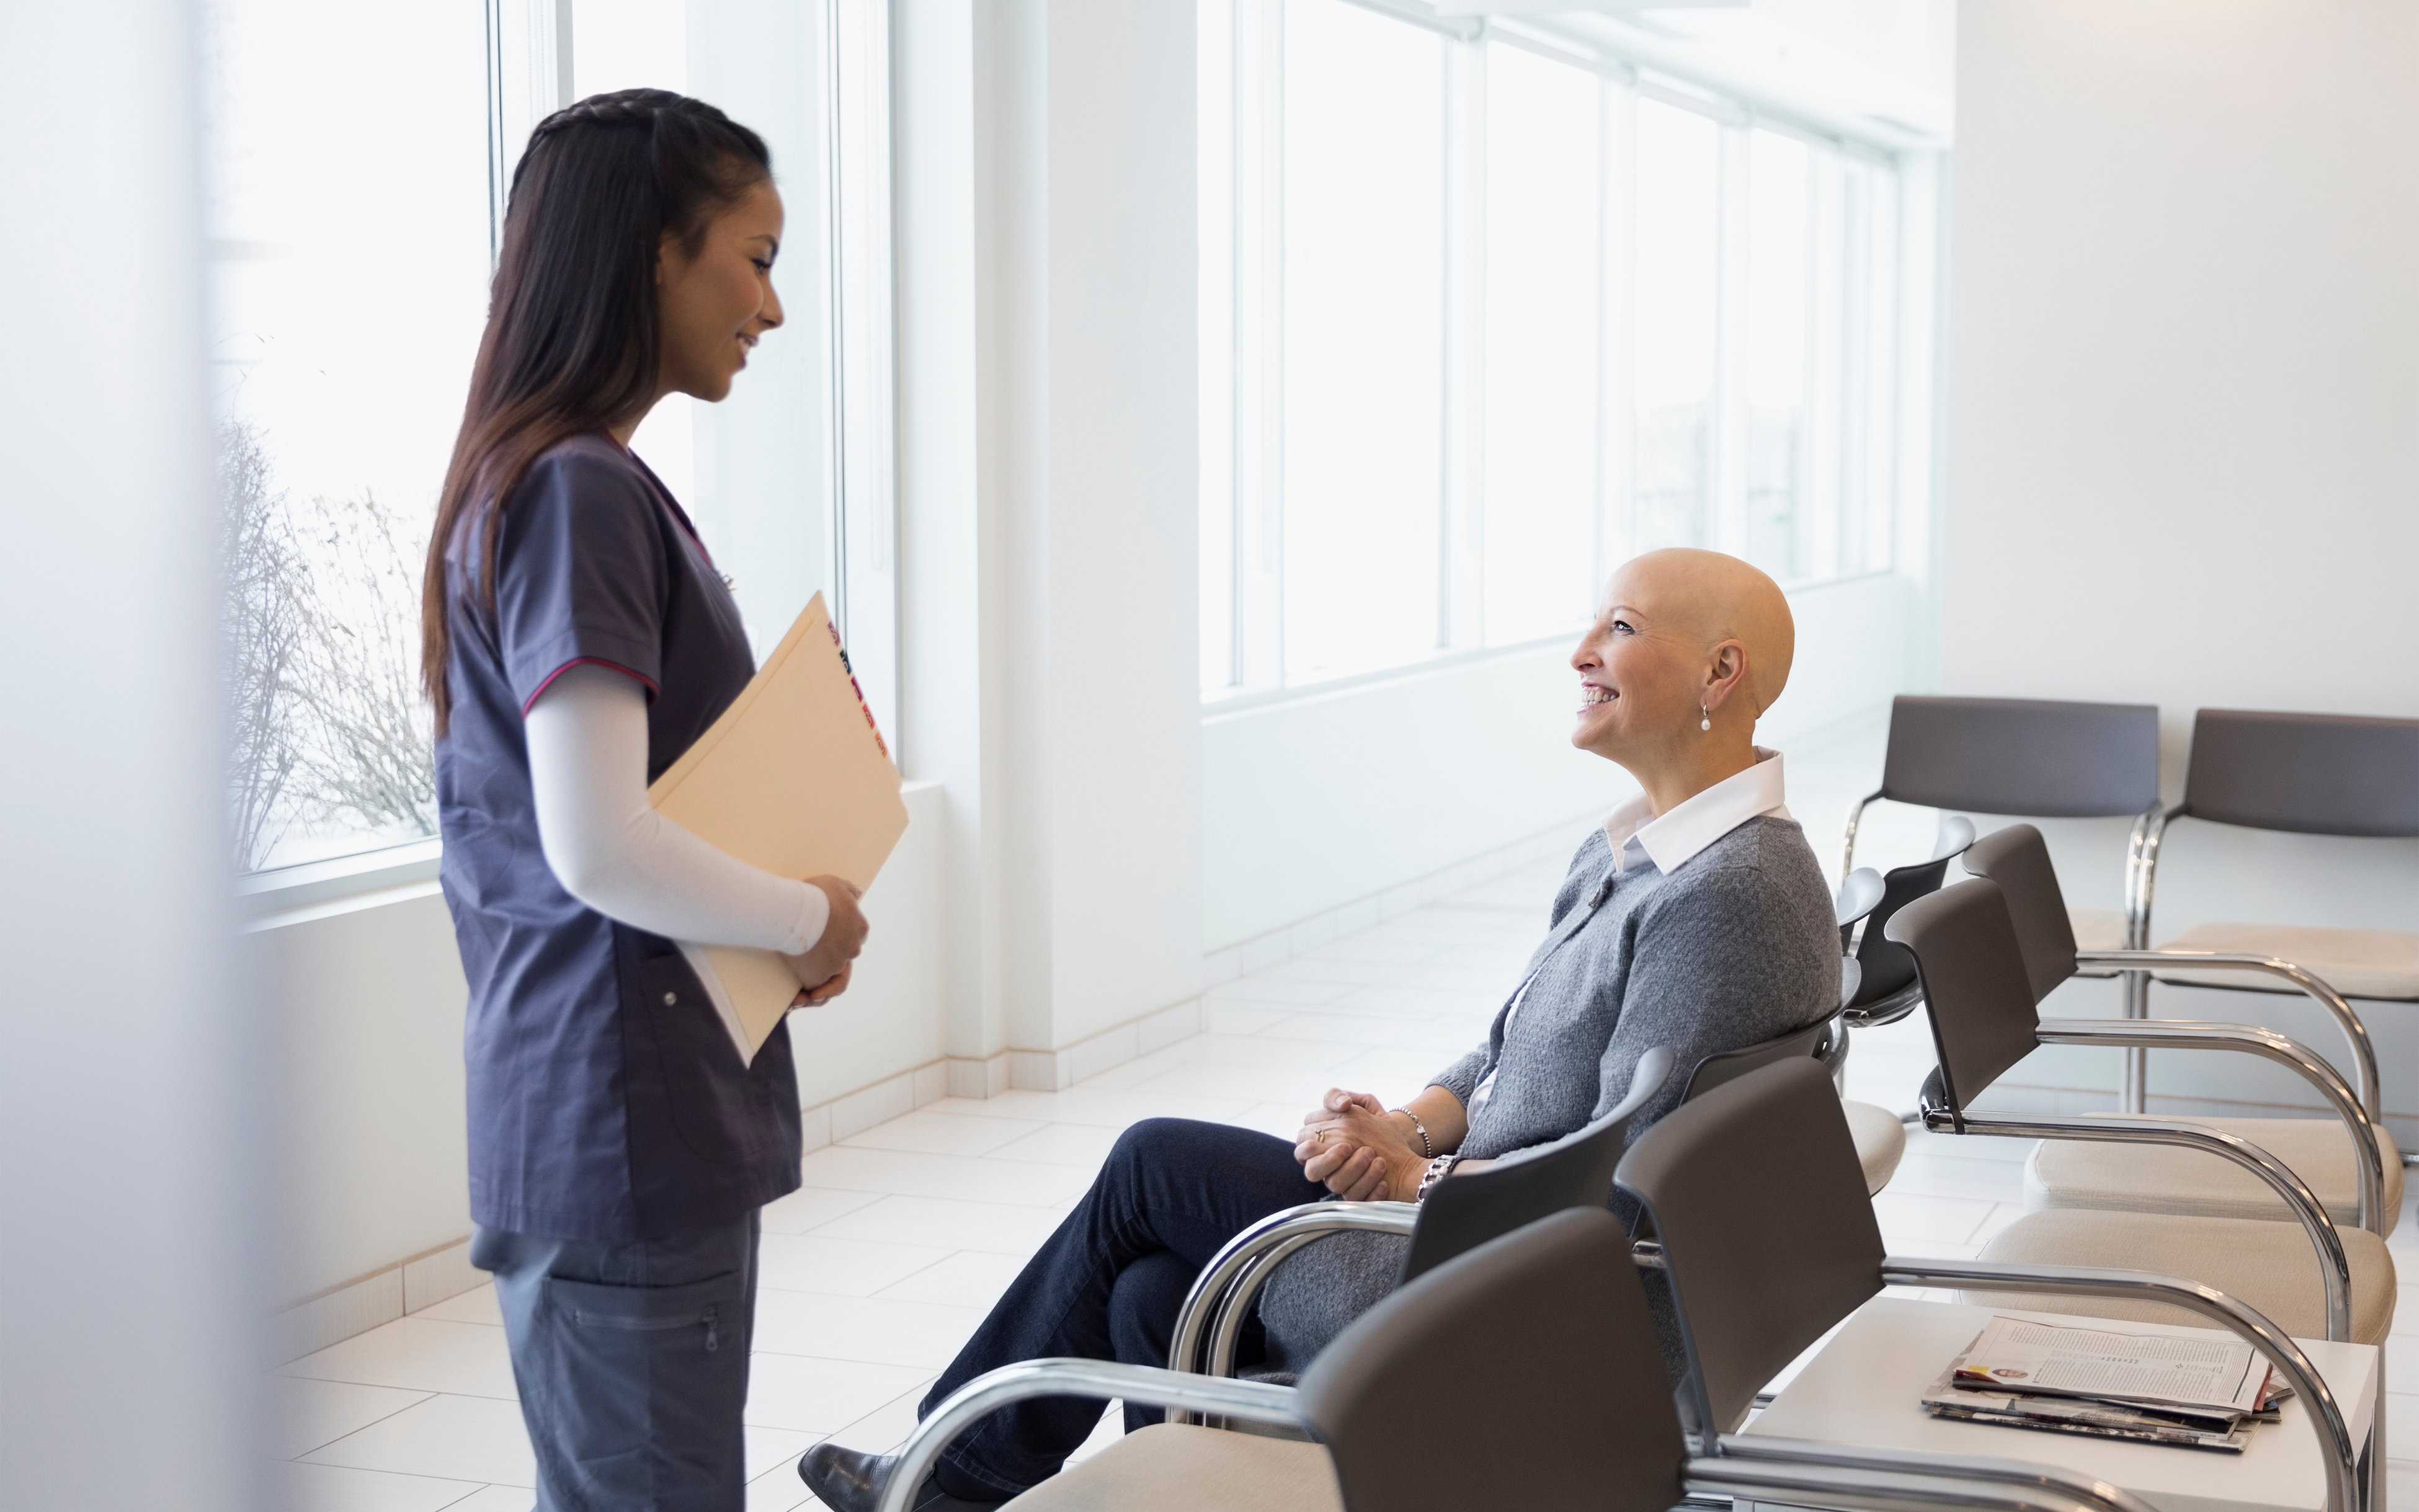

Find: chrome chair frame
[882,1356,2175,1512]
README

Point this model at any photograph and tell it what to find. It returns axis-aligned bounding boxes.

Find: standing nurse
[419,90,865,1510]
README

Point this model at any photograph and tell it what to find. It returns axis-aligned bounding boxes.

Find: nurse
[418,89,863,1510]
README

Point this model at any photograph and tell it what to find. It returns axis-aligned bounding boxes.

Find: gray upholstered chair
[1613,1058,2364,1512]
[1961,824,2400,1238]
[2131,709,2419,1154]
[1842,694,2162,971]
[1884,877,2399,1347]
[885,1206,2176,1512]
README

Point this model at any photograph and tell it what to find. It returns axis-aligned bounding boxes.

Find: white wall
[1942,0,2419,1137]
[1,1,261,1504]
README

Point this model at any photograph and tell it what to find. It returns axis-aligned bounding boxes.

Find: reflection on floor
[268,785,2419,1510]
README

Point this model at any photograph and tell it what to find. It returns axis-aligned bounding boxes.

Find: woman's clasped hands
[1293,1088,1428,1203]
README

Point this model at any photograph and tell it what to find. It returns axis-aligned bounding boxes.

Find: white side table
[1741,1299,2379,1512]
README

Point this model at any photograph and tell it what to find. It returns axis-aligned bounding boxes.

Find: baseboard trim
[267,1235,484,1366]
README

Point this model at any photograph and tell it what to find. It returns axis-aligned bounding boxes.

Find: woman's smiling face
[1569,561,1710,765]
[655,177,785,404]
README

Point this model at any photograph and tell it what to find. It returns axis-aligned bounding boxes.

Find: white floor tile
[809,1195,1067,1255]
[744,1353,932,1434]
[2389,1392,2417,1452]
[746,1464,813,1512]
[1121,1060,1337,1105]
[1203,977,1357,1007]
[2384,1461,2417,1512]
[1204,1003,1291,1035]
[753,1291,987,1371]
[1224,1102,1314,1141]
[758,1234,956,1298]
[301,1393,537,1487]
[1322,984,1493,1016]
[268,1460,484,1512]
[411,1284,502,1328]
[985,1123,1122,1168]
[839,1110,1047,1157]
[761,1186,888,1236]
[277,1317,519,1400]
[442,1480,541,1500]
[924,1088,1255,1131]
[1886,1154,2026,1204]
[1870,1190,1998,1247]
[1296,936,1456,966]
[2398,1287,2418,1336]
[744,1425,823,1482]
[827,1379,936,1453]
[437,1487,537,1512]
[269,1376,436,1459]
[796,1147,1093,1207]
[876,1250,1030,1310]
[2387,1330,2417,1380]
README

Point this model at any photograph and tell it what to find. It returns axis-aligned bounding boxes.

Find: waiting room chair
[1884,878,2399,1346]
[885,1206,2178,1512]
[1843,695,2162,968]
[1612,1058,2363,1512]
[1838,814,1976,1029]
[1164,1046,1677,1392]
[1960,824,2399,1237]
[2132,709,2419,1154]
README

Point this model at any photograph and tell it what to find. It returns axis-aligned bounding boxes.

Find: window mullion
[1596,74,1636,589]
[1232,0,1285,689]
[1711,120,1750,557]
[1439,31,1486,651]
[1806,146,1845,584]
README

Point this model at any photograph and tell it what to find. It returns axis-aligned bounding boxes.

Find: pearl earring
[1700,705,1712,732]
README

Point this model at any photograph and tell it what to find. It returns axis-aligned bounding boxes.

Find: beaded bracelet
[1393,1107,1433,1160]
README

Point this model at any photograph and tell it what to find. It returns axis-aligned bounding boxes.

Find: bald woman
[801,550,1841,1512]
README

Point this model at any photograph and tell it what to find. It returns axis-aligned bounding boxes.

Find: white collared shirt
[1465,747,1793,1119]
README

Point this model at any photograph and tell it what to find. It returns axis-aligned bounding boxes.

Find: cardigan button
[662,992,677,1006]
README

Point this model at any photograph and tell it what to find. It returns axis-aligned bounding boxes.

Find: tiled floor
[267,763,2418,1510]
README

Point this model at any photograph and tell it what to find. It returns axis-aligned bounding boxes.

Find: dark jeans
[473,1211,760,1512]
[919,1118,1322,1498]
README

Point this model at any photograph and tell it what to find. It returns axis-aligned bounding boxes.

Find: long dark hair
[421,88,770,734]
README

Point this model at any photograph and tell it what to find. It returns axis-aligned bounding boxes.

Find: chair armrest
[2078,949,2384,1128]
[876,1358,1308,1512]
[1919,1105,2354,1334]
[1877,1257,2358,1512]
[2031,1018,2387,1234]
[1164,1202,1417,1424]
[1698,1438,2163,1512]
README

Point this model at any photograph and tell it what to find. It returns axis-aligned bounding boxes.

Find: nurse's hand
[783,876,868,1003]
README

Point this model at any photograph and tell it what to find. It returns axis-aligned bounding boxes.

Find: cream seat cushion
[1842,1100,1907,1196]
[2024,1114,2401,1236]
[2068,907,2127,977]
[1002,1425,1342,1512]
[1968,1208,2399,1345]
[2152,922,2419,1001]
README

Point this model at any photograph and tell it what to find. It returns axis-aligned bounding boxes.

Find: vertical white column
[0,3,262,1508]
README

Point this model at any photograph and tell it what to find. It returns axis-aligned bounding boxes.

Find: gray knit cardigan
[1255,812,1839,1374]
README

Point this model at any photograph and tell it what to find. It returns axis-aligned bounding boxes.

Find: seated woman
[801,548,1842,1511]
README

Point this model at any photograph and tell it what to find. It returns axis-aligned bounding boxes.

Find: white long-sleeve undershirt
[525,664,829,955]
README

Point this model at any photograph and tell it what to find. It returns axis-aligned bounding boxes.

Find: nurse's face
[656,177,786,405]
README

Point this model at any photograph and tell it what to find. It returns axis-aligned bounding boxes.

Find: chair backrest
[1845,816,1974,1010]
[1884,878,2043,1118]
[1680,1014,1837,1103]
[1300,1207,1686,1512]
[1881,695,2161,817]
[1613,1059,1886,1438]
[1396,1047,1675,1286]
[2181,708,2419,838]
[1959,824,2081,1002]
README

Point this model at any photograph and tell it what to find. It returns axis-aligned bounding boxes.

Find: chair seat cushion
[2152,922,2419,1001]
[1841,1100,1907,1195]
[1002,1425,1342,1512]
[2024,1115,2401,1236]
[1968,1208,2399,1345]
[2068,908,2127,977]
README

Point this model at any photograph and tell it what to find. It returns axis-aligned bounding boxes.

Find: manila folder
[645,591,907,1064]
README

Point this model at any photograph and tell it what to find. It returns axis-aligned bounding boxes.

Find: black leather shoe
[797,1443,1007,1511]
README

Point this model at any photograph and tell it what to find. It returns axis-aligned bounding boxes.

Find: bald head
[1603,548,1794,715]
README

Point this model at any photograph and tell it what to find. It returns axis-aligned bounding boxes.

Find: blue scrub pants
[473,1211,760,1511]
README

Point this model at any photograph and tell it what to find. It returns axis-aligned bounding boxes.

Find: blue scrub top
[436,432,802,1241]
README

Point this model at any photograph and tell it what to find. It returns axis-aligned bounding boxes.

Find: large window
[1200,0,1910,696]
[208,0,891,874]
